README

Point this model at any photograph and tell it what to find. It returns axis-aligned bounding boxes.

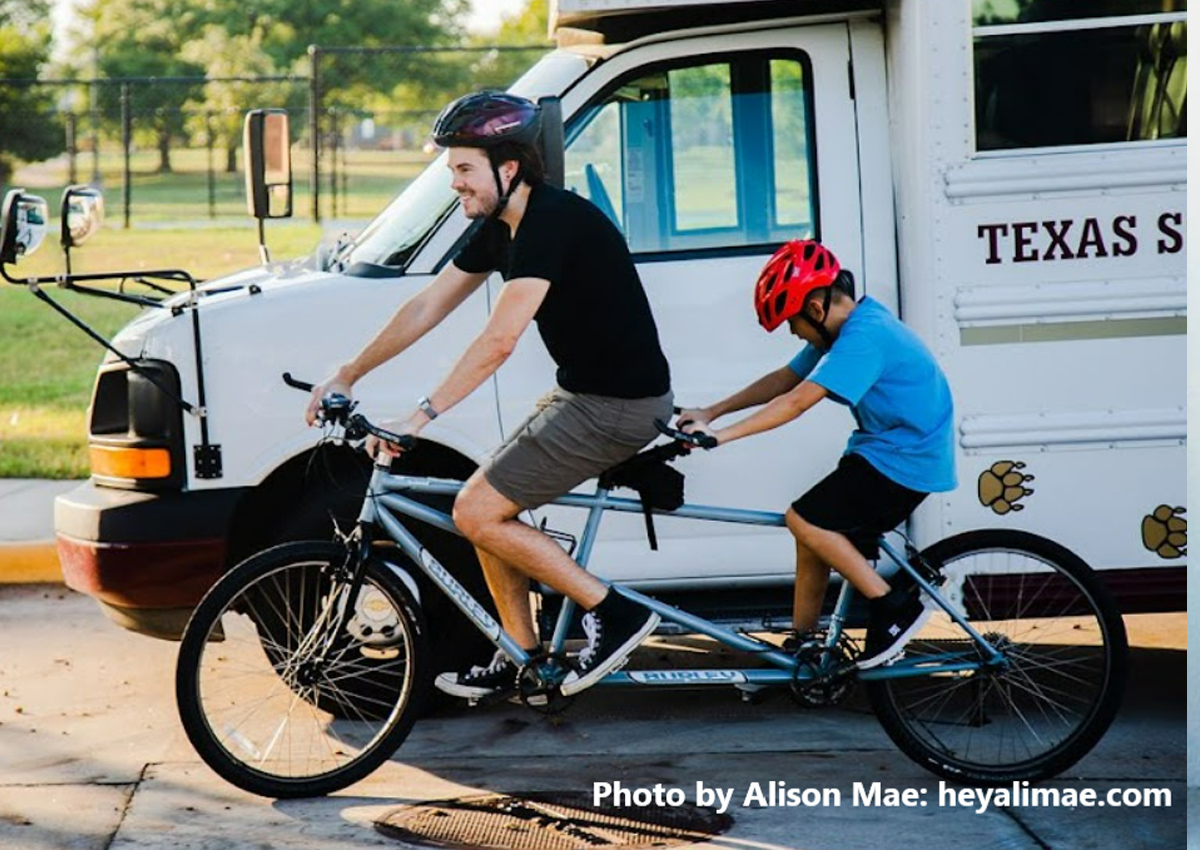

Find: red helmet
[754,239,841,331]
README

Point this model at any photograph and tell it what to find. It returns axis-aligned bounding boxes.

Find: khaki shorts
[483,387,674,509]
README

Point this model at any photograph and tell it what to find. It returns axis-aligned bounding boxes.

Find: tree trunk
[157,130,173,173]
[226,143,238,174]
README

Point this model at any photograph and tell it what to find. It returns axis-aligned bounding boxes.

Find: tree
[374,0,552,146]
[179,27,304,172]
[70,0,475,170]
[77,0,209,173]
[0,0,64,184]
[205,0,473,95]
[467,0,552,92]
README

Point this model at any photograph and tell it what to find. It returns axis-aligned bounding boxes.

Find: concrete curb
[0,540,62,583]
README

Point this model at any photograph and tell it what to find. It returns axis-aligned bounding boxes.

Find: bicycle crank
[789,634,857,709]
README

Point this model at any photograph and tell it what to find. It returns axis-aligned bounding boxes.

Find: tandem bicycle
[174,375,1128,799]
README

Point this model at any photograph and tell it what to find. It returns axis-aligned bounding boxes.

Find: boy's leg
[789,520,829,632]
[786,508,889,603]
[787,454,928,667]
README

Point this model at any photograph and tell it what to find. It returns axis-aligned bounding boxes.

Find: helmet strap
[798,288,835,348]
[490,159,523,218]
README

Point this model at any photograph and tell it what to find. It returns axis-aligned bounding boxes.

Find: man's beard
[462,191,499,219]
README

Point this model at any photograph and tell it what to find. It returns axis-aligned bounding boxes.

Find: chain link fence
[0,43,551,228]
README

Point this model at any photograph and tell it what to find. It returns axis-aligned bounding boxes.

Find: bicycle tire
[176,541,430,798]
[867,529,1127,784]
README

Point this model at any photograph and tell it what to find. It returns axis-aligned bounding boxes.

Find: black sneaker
[560,594,660,696]
[858,589,931,670]
[434,649,518,699]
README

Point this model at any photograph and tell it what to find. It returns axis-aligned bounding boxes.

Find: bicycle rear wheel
[867,529,1127,784]
[176,541,430,798]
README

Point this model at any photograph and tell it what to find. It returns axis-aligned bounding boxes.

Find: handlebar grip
[654,417,718,450]
[282,372,315,393]
[375,430,418,452]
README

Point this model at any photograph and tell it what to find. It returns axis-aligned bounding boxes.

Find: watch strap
[417,396,439,421]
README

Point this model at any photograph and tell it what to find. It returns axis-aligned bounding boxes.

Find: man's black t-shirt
[454,183,671,399]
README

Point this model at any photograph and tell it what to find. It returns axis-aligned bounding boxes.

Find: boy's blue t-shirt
[788,297,957,493]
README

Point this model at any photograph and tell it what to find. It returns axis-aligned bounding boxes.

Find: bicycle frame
[357,460,1006,689]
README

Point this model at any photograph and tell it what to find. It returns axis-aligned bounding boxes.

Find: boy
[678,240,956,667]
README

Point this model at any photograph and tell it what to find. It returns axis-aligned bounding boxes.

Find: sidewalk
[0,479,82,582]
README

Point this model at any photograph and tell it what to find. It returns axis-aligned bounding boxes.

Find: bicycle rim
[177,544,426,797]
[868,530,1127,783]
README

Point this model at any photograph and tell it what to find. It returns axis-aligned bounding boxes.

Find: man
[678,239,956,668]
[307,91,672,698]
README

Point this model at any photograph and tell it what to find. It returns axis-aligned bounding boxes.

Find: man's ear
[499,158,520,186]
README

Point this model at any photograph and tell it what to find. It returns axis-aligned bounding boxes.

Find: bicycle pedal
[508,692,550,708]
[734,683,770,703]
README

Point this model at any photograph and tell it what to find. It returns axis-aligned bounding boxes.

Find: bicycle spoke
[180,547,425,795]
[870,532,1125,782]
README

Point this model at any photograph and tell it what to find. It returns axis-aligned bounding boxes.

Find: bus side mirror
[0,189,50,265]
[61,185,105,249]
[244,109,293,219]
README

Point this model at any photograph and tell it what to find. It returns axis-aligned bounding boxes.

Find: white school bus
[34,0,1184,659]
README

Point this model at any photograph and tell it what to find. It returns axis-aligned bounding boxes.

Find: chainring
[789,633,858,708]
[515,652,578,715]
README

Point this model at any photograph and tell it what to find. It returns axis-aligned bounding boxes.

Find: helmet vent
[773,291,788,318]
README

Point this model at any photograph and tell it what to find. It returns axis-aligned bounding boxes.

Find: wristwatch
[417,396,440,421]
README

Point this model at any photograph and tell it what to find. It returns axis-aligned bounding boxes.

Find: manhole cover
[375,791,733,849]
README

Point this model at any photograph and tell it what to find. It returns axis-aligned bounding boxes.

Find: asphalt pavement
[0,582,1188,850]
[0,480,1190,847]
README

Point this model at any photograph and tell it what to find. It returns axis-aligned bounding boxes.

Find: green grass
[3,141,425,477]
[0,224,323,478]
[12,147,433,223]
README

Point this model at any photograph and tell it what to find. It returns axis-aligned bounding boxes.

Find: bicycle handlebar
[282,372,417,452]
[281,372,315,393]
[654,417,718,450]
[284,373,709,454]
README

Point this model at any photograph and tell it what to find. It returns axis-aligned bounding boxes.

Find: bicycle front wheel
[176,541,430,798]
[867,530,1127,784]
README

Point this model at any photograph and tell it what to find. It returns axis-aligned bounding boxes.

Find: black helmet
[431,91,541,149]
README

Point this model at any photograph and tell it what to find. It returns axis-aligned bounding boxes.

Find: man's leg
[452,469,659,697]
[453,469,610,620]
[433,472,606,699]
[471,546,539,651]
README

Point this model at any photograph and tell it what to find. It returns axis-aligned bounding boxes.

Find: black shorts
[791,453,927,558]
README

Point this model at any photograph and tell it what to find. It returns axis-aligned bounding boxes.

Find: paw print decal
[978,461,1035,515]
[1141,505,1186,559]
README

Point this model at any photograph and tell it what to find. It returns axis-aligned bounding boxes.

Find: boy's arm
[711,380,828,445]
[680,366,802,427]
[305,261,488,424]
